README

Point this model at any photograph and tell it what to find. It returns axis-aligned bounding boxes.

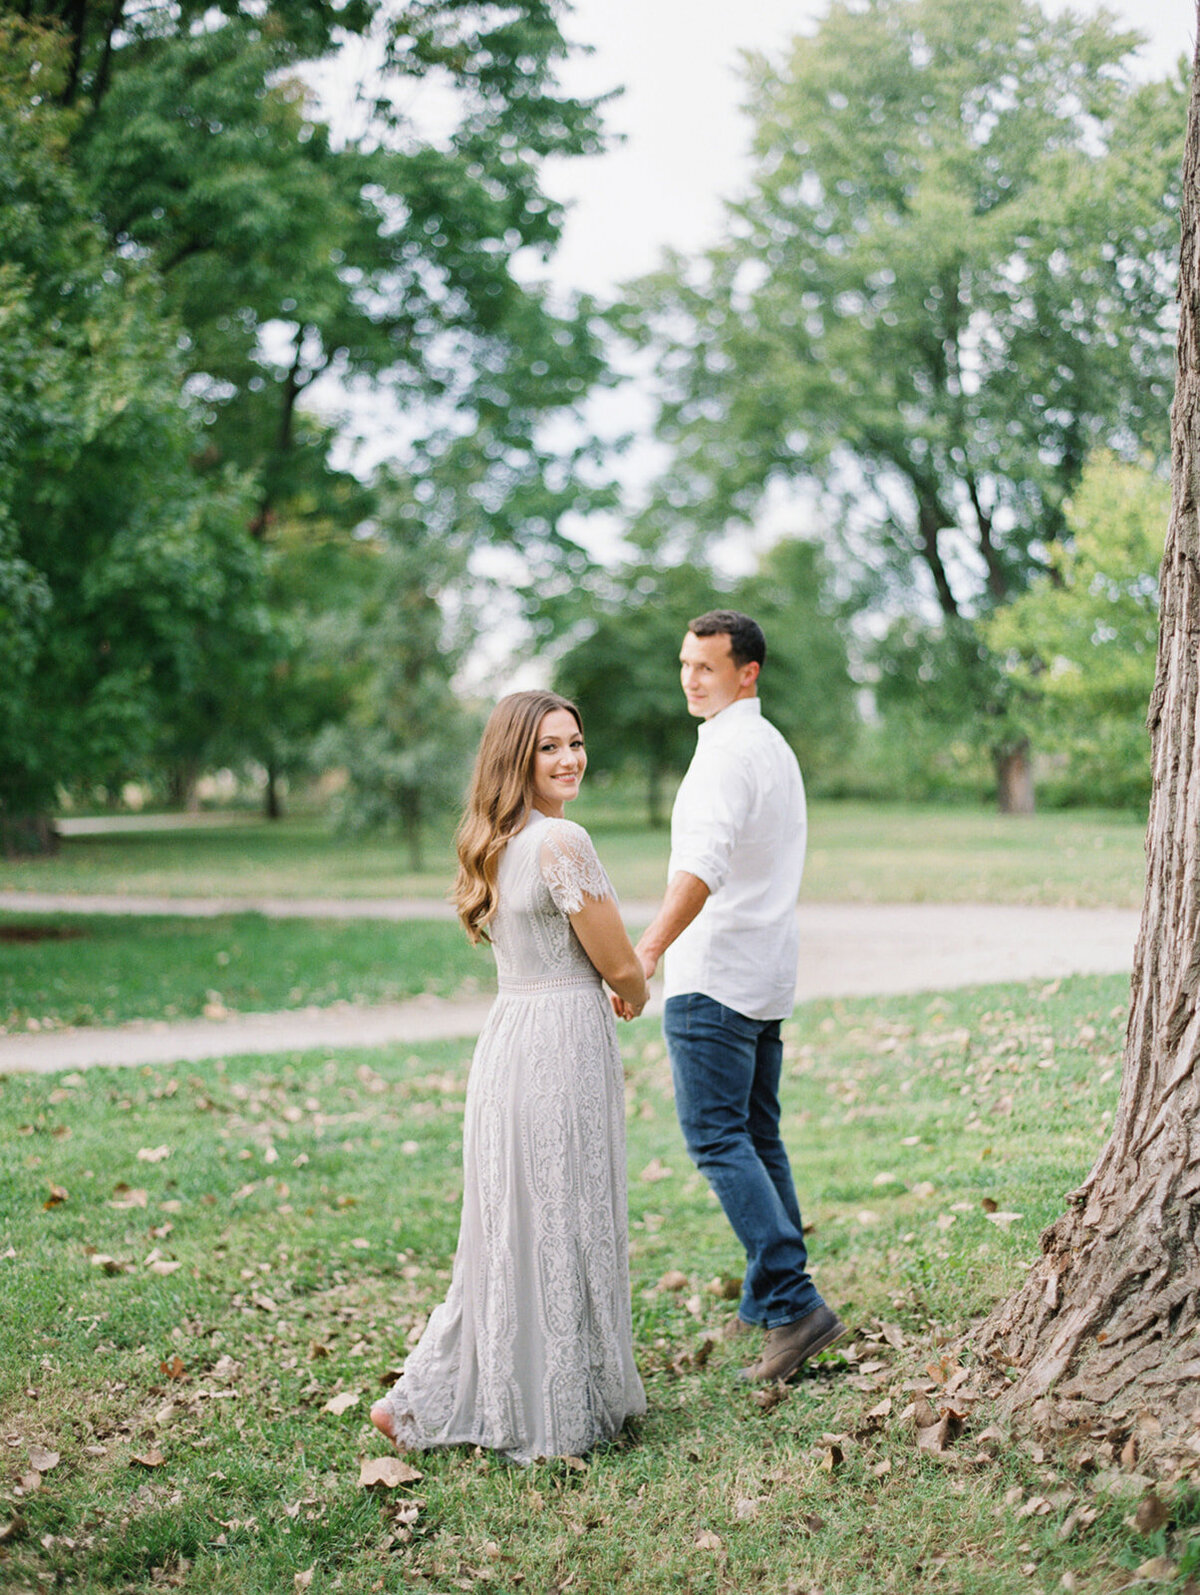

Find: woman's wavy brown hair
[452,690,583,943]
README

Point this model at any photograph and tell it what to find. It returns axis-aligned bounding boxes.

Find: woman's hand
[609,990,646,1022]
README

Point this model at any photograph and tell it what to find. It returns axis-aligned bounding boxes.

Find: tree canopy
[622,0,1183,619]
[0,1,614,843]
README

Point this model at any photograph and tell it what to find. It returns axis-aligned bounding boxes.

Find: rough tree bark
[976,28,1200,1439]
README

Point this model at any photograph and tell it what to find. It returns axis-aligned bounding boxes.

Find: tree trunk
[647,760,665,829]
[264,762,284,821]
[994,739,1035,815]
[166,762,200,813]
[0,812,60,859]
[404,789,423,873]
[976,34,1200,1440]
[91,0,125,109]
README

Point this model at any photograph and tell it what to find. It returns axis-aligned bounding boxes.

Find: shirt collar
[697,696,762,740]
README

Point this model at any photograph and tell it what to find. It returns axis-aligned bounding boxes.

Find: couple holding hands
[371,609,845,1465]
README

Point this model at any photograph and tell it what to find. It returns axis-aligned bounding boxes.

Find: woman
[371,690,649,1463]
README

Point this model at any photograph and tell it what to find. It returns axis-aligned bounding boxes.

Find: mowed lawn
[2,972,1189,1594]
[0,801,1145,1035]
[0,798,1148,907]
[1,916,490,1033]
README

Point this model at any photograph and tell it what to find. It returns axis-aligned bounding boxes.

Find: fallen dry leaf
[136,1146,171,1164]
[912,1395,939,1429]
[43,1185,68,1209]
[639,1158,674,1183]
[0,1517,26,1545]
[916,1408,964,1458]
[131,1449,166,1468]
[147,1260,183,1276]
[294,1568,314,1591]
[28,1447,59,1473]
[1134,1556,1179,1583]
[751,1383,790,1412]
[90,1255,129,1275]
[322,1391,360,1416]
[980,1196,999,1213]
[984,1211,1023,1227]
[695,1529,724,1551]
[658,1270,688,1292]
[358,1456,423,1489]
[706,1276,742,1300]
[109,1185,148,1210]
[1134,1491,1171,1534]
[160,1356,186,1381]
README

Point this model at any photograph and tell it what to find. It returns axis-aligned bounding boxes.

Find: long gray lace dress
[377,810,646,1463]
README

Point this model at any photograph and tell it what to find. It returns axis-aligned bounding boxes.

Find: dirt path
[0,898,1138,1075]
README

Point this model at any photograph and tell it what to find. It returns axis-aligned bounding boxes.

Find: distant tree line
[608,0,1183,815]
[0,0,1185,858]
[0,0,611,858]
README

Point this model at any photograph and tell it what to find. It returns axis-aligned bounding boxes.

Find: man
[634,609,845,1383]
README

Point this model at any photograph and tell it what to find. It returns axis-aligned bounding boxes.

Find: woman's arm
[569,895,649,1016]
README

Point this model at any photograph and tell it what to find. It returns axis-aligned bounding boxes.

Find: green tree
[984,454,1168,808]
[620,0,1184,808]
[313,475,480,869]
[69,1,611,557]
[8,2,615,828]
[0,20,263,852]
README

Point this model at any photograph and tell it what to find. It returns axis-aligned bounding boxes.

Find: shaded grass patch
[0,914,491,1031]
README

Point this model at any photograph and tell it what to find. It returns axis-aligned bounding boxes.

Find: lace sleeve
[539,821,615,916]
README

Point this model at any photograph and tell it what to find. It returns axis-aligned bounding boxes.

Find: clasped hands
[609,946,658,1022]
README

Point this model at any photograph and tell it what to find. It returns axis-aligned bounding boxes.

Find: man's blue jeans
[663,992,823,1329]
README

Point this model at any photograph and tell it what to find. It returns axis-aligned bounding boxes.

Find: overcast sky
[541,0,1195,299]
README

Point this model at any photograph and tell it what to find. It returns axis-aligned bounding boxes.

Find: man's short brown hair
[688,610,766,669]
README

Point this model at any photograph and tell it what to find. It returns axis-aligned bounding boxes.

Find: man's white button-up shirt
[662,697,806,1022]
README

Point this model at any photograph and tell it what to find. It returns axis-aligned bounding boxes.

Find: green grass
[3,972,1192,1594]
[803,802,1147,909]
[0,915,492,1032]
[0,798,1148,907]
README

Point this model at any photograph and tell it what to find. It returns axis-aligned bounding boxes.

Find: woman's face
[530,708,586,818]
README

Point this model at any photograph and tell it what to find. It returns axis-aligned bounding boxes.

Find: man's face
[679,630,758,720]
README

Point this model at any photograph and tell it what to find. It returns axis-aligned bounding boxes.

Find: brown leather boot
[738,1304,847,1383]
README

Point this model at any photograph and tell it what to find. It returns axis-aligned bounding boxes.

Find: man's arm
[634,869,710,980]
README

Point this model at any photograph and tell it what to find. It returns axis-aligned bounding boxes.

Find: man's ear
[740,660,761,690]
